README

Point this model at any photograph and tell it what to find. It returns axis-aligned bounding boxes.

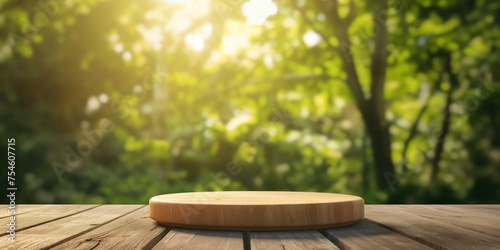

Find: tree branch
[311,0,366,111]
[312,0,341,25]
[431,54,458,183]
[401,75,441,171]
[297,6,337,51]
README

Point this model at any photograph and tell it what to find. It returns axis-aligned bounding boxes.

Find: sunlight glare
[109,33,119,43]
[202,23,213,38]
[303,30,321,47]
[242,0,278,25]
[86,96,100,114]
[165,0,210,34]
[113,43,124,53]
[122,51,132,61]
[160,0,187,5]
[264,55,274,68]
[185,34,205,52]
[226,113,252,131]
[98,93,109,103]
[138,25,163,51]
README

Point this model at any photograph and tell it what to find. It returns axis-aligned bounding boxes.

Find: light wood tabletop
[0,205,498,249]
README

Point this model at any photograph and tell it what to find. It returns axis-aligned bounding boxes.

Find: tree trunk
[362,103,395,189]
[363,0,395,190]
[310,0,395,190]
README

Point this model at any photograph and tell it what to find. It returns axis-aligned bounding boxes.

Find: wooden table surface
[0,205,498,249]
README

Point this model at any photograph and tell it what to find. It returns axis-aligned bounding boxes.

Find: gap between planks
[392,205,500,238]
[152,228,244,250]
[0,205,101,237]
[1,205,143,250]
[365,205,500,250]
[51,206,170,250]
[0,205,58,219]
[250,230,340,250]
[4,205,498,250]
[243,231,251,250]
[321,220,432,250]
[44,205,146,250]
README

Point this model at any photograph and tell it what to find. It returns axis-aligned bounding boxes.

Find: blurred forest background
[1,0,499,204]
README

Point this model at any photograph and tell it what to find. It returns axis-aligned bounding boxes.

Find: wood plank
[152,228,243,250]
[323,220,432,250]
[390,205,500,238]
[0,205,98,236]
[0,205,54,219]
[51,206,169,250]
[450,205,500,214]
[0,205,141,250]
[250,230,339,250]
[454,205,500,217]
[365,205,500,250]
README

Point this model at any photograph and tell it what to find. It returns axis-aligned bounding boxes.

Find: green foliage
[0,0,499,204]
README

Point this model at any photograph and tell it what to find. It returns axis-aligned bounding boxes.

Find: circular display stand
[149,191,364,231]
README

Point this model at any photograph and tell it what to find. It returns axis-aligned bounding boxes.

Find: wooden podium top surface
[150,191,362,205]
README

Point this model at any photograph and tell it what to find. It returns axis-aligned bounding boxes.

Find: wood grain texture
[365,205,500,250]
[152,228,243,250]
[51,206,169,250]
[251,230,340,250]
[0,205,141,250]
[1,205,498,249]
[0,205,98,237]
[386,205,500,238]
[324,220,432,250]
[0,205,56,219]
[450,205,500,214]
[150,191,364,231]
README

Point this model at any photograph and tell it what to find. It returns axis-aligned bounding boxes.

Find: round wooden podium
[149,191,364,231]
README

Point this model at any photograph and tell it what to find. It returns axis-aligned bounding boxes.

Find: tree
[1,0,498,204]
[306,0,395,189]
